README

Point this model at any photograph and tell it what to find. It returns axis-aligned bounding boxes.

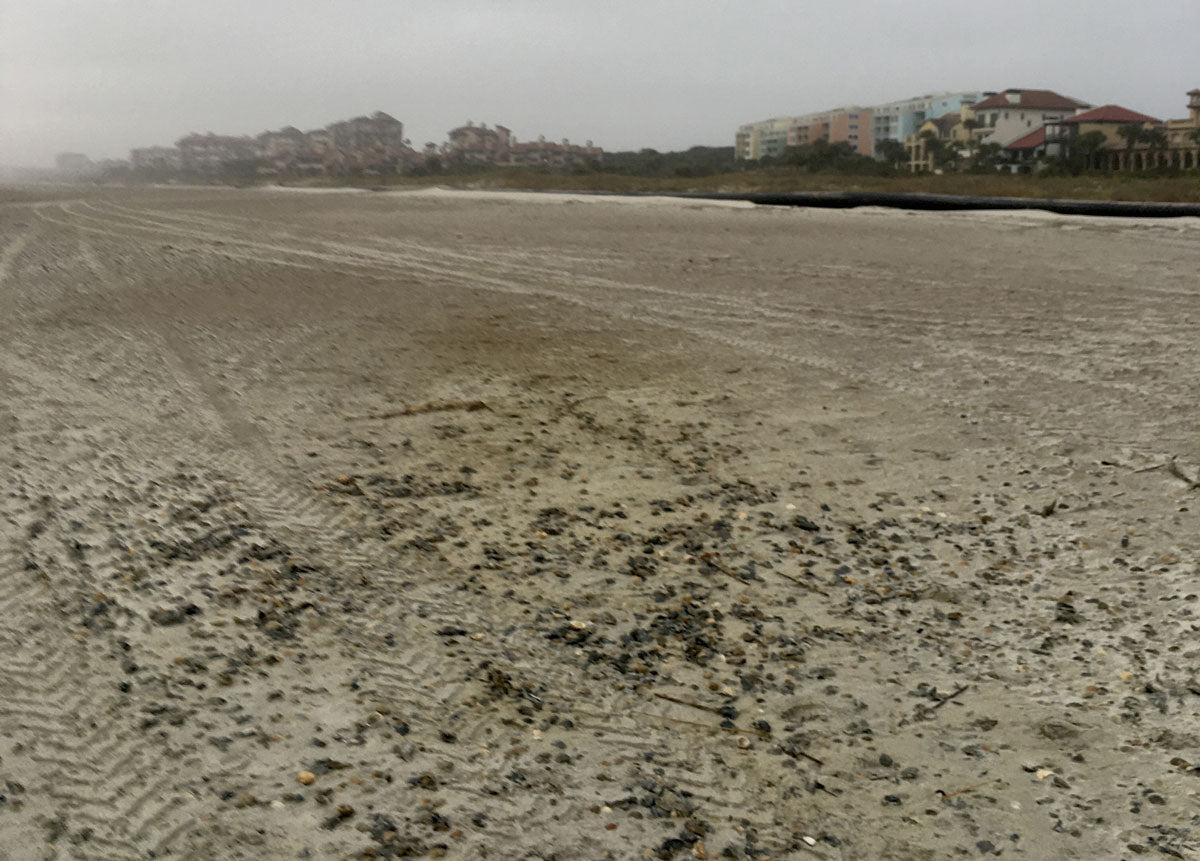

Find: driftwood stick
[347,400,491,421]
[701,554,747,583]
[931,684,970,711]
[1167,457,1200,490]
[653,692,726,716]
[776,570,830,596]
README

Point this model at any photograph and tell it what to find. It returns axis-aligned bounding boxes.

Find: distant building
[1043,105,1161,169]
[870,91,985,153]
[326,111,409,172]
[129,111,600,179]
[445,121,602,167]
[176,133,260,173]
[970,89,1090,147]
[1002,126,1052,169]
[786,107,873,156]
[446,121,514,165]
[509,136,602,168]
[904,110,970,172]
[738,90,983,160]
[734,117,794,160]
[1164,89,1200,169]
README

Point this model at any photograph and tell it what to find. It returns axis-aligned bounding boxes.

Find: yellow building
[1046,91,1200,171]
[1164,89,1200,169]
[1044,105,1161,170]
[904,109,970,172]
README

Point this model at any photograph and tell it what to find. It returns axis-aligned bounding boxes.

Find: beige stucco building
[1164,89,1200,169]
[904,110,973,172]
[735,117,796,160]
[972,89,1090,146]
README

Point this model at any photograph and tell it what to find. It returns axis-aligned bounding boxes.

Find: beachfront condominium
[735,117,795,160]
[869,91,986,152]
[737,90,985,160]
[736,107,872,160]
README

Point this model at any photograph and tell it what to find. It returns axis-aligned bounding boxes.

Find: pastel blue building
[870,91,987,152]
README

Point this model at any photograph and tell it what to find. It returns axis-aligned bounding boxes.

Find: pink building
[785,107,873,156]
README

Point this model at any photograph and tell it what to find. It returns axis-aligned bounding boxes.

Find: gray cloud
[3,0,1198,166]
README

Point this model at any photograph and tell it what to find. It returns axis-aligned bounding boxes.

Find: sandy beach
[1,184,1198,860]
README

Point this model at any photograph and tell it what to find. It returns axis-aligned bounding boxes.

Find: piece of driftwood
[347,400,491,421]
[1167,458,1200,490]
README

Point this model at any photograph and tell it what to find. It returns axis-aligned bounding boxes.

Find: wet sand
[1,185,1199,860]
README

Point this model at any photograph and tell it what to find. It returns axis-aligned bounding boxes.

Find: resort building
[870,91,985,153]
[734,117,795,160]
[1043,105,1161,169]
[970,89,1090,147]
[1164,89,1200,169]
[786,107,872,156]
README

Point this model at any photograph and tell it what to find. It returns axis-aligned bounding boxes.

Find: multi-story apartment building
[446,121,514,165]
[445,122,602,168]
[869,91,985,152]
[509,137,602,168]
[786,107,872,155]
[131,112,415,178]
[257,126,307,159]
[739,91,982,160]
[327,112,406,152]
[734,117,795,160]
[176,133,260,172]
[736,108,871,159]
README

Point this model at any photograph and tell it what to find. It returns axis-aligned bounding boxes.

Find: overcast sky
[2,0,1198,166]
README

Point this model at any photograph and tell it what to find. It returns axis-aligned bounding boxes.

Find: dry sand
[1,185,1199,860]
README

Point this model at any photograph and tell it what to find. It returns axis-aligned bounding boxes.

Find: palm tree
[960,119,981,163]
[1143,127,1168,168]
[918,129,945,172]
[1068,130,1108,173]
[875,138,907,170]
[1116,122,1146,170]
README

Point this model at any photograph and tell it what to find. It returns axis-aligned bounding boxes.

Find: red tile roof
[973,89,1090,111]
[1062,105,1160,124]
[1005,127,1046,150]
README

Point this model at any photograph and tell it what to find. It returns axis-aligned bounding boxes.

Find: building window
[849,124,858,130]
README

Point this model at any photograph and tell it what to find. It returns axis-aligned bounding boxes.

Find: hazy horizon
[3,0,1198,168]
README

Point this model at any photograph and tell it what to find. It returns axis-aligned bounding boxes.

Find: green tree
[969,141,1005,172]
[1143,127,1168,168]
[874,138,907,168]
[918,129,947,170]
[1116,122,1146,169]
[960,118,981,162]
[1066,130,1108,172]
